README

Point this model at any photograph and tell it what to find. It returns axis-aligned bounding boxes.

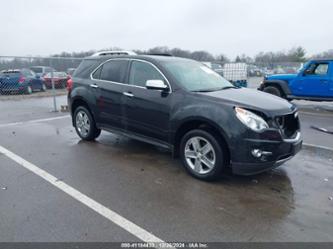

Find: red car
[43,72,69,89]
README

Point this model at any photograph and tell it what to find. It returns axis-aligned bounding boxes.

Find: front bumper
[231,131,302,175]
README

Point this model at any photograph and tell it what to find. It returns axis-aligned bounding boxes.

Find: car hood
[197,88,296,116]
[266,74,297,81]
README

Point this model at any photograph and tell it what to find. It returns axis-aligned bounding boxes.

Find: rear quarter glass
[74,59,100,79]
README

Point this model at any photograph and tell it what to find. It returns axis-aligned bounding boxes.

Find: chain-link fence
[0,55,305,110]
[0,56,82,111]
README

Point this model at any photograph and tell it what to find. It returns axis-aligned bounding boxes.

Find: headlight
[235,107,268,132]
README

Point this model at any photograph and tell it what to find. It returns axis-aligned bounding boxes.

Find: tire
[180,129,227,181]
[25,86,32,95]
[73,106,101,141]
[41,83,46,92]
[263,86,282,97]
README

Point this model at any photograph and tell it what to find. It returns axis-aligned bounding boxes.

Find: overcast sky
[1,0,332,58]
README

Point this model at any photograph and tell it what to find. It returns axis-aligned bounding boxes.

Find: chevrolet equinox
[68,52,302,181]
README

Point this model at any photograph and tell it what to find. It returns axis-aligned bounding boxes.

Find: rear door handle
[320,80,329,83]
[90,84,99,88]
[123,92,134,97]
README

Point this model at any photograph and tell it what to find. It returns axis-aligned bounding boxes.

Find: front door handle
[123,92,134,97]
[90,84,99,88]
[320,80,329,83]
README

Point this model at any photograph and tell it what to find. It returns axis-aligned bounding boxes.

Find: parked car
[259,59,333,101]
[0,69,46,94]
[68,53,302,181]
[248,67,263,77]
[30,66,55,77]
[43,72,69,89]
[263,69,274,76]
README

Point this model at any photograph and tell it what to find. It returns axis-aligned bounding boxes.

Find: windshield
[162,60,233,92]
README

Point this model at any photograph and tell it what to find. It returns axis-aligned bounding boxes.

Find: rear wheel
[74,106,101,141]
[41,83,46,92]
[180,129,227,181]
[263,86,282,97]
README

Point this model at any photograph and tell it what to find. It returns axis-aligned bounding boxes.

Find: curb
[0,91,67,101]
[302,143,333,158]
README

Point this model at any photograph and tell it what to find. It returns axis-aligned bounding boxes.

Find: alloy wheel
[75,110,90,137]
[184,136,216,174]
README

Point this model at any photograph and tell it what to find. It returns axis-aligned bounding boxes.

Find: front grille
[275,112,300,138]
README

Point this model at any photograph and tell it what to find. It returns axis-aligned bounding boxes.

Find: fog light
[252,149,262,158]
[251,149,273,158]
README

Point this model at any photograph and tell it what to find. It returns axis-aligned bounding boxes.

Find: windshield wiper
[220,86,238,90]
[192,86,237,92]
[192,88,219,92]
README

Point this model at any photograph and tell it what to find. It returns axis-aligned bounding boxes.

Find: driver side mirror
[146,80,168,91]
[303,69,312,75]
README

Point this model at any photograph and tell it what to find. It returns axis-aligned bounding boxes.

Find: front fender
[260,80,292,95]
[170,102,246,152]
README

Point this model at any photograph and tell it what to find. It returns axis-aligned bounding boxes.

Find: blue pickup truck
[259,59,333,101]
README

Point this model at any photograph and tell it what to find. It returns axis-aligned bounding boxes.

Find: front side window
[305,63,329,75]
[314,63,328,75]
[129,61,165,87]
[162,59,233,92]
[99,60,128,83]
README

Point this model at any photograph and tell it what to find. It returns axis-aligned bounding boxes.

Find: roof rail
[147,53,173,57]
[91,50,137,57]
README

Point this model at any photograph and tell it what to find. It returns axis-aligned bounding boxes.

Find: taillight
[18,76,26,84]
[67,77,73,91]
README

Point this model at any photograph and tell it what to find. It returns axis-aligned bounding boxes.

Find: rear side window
[99,60,128,83]
[129,61,164,87]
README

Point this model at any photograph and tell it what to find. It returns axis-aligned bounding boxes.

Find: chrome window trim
[90,58,172,93]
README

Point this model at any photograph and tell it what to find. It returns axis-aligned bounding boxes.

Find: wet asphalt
[0,96,333,242]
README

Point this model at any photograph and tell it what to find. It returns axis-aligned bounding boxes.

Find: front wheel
[263,86,282,98]
[41,83,46,92]
[180,129,227,181]
[74,106,101,141]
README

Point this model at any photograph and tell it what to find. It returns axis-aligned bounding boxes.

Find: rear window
[45,72,65,78]
[30,67,43,73]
